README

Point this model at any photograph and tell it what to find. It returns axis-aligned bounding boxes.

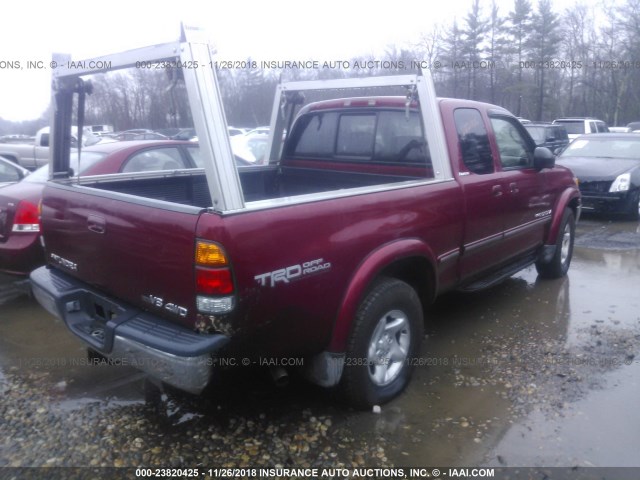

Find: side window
[596,122,608,133]
[589,121,597,133]
[374,111,429,165]
[556,127,568,141]
[336,115,375,157]
[292,112,338,157]
[122,147,187,173]
[490,117,534,169]
[454,108,494,174]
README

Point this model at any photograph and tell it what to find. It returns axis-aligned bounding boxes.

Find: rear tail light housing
[195,240,235,314]
[12,200,40,233]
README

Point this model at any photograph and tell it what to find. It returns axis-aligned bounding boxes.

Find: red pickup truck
[30,30,580,408]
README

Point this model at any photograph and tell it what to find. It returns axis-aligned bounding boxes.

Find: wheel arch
[547,187,581,245]
[327,239,437,352]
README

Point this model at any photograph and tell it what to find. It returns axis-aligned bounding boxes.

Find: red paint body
[37,98,580,361]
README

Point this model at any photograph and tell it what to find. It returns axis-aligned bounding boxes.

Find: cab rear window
[288,110,430,167]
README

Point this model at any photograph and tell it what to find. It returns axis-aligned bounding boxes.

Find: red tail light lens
[12,200,40,233]
[196,267,234,295]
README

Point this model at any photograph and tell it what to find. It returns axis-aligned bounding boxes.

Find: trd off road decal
[254,258,332,288]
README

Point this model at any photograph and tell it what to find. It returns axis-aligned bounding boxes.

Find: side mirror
[534,146,555,170]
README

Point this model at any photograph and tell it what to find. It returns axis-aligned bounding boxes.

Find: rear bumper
[29,266,229,394]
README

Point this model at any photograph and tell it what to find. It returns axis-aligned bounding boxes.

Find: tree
[486,0,507,104]
[599,3,626,125]
[528,0,562,120]
[507,0,533,116]
[460,0,488,99]
[441,19,464,98]
[615,0,640,123]
[415,23,444,83]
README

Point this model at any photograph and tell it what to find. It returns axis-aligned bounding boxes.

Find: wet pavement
[1,216,640,473]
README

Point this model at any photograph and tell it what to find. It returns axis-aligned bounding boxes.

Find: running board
[458,254,537,292]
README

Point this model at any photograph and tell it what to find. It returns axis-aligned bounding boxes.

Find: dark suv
[524,123,570,154]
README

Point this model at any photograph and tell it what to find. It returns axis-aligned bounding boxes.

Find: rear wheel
[535,208,575,279]
[340,277,423,409]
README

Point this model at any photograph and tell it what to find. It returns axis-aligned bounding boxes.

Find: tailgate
[40,182,205,329]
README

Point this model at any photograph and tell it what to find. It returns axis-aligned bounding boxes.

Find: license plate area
[63,290,139,354]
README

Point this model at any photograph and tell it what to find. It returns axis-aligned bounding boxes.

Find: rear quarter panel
[198,180,465,357]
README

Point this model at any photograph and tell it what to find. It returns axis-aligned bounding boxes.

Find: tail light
[195,240,235,314]
[12,200,40,233]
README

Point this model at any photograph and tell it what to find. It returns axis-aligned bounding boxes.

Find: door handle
[492,185,503,197]
[509,182,519,194]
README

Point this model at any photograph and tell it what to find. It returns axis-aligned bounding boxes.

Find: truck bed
[85,164,430,207]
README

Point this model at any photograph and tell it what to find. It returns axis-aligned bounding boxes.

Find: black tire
[535,208,575,279]
[625,190,640,221]
[340,277,424,409]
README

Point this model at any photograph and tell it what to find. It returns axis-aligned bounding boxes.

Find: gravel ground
[2,313,639,475]
[0,370,392,471]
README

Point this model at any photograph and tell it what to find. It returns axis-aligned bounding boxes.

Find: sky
[0,0,593,123]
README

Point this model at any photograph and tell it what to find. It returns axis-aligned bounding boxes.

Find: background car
[552,117,609,140]
[0,141,201,275]
[113,131,168,141]
[228,126,248,136]
[245,126,270,136]
[524,123,570,154]
[626,121,640,132]
[171,128,197,141]
[229,133,268,165]
[0,156,30,188]
[556,133,640,219]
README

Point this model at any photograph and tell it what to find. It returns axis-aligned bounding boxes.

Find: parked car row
[519,117,607,154]
[521,116,640,141]
[520,115,640,219]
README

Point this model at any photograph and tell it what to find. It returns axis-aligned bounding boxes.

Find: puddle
[485,359,640,467]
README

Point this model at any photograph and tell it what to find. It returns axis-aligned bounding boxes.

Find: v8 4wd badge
[141,294,188,318]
